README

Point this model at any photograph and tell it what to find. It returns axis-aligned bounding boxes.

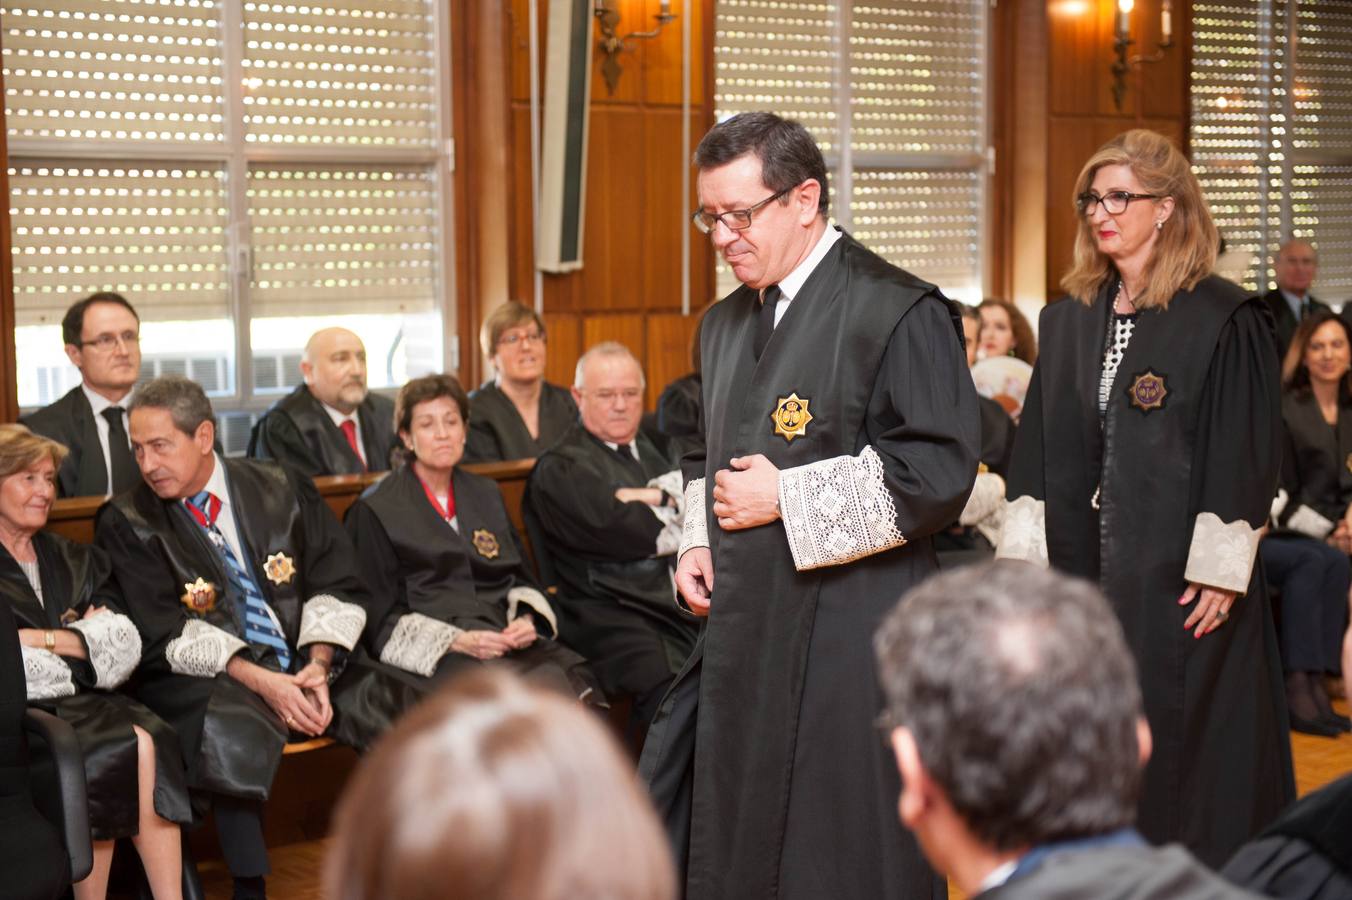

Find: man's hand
[502,615,538,650]
[615,487,665,506]
[452,630,513,660]
[253,668,327,735]
[712,455,781,531]
[293,653,334,732]
[676,546,714,617]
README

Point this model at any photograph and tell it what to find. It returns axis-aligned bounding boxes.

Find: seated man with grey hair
[874,562,1260,899]
[94,375,418,900]
[523,342,699,735]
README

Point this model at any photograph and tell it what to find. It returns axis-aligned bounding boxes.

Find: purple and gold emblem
[181,578,217,614]
[472,529,500,560]
[1126,370,1168,414]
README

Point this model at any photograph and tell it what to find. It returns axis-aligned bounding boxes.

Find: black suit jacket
[20,386,111,498]
[247,384,397,477]
[1262,288,1329,360]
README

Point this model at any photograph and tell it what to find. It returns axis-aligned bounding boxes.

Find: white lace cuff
[67,611,142,689]
[778,446,906,571]
[22,646,76,700]
[1270,489,1289,523]
[507,586,558,638]
[678,477,709,561]
[165,620,247,677]
[959,472,1006,527]
[1184,512,1263,594]
[297,594,366,651]
[1287,504,1335,540]
[379,612,461,678]
[995,495,1049,568]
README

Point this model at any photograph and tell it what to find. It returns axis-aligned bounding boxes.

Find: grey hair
[129,375,216,437]
[573,341,645,390]
[874,562,1144,851]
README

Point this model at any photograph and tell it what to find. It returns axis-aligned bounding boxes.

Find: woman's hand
[502,615,538,650]
[1179,583,1239,638]
[451,630,512,660]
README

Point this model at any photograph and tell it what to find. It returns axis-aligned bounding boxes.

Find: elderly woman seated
[0,424,190,900]
[345,374,597,700]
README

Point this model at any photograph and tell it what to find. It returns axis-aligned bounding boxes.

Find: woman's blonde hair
[0,424,68,481]
[324,669,676,900]
[1061,129,1217,310]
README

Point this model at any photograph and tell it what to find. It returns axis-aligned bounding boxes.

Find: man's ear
[64,343,83,370]
[299,358,314,386]
[794,179,822,226]
[890,726,932,828]
[194,420,216,455]
[1136,716,1153,769]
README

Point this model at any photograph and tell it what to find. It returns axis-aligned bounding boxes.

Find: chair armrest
[24,707,93,884]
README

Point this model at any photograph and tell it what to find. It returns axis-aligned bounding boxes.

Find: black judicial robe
[21,386,112,498]
[979,394,1015,478]
[641,231,979,900]
[524,424,699,700]
[982,844,1263,899]
[1222,773,1352,900]
[656,373,704,457]
[463,380,577,463]
[1275,389,1352,531]
[1002,276,1292,867]
[248,385,397,476]
[0,599,65,900]
[94,458,412,800]
[344,465,595,697]
[3,534,191,840]
[1263,289,1329,359]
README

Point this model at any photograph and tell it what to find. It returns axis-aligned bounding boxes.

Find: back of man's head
[874,562,1144,852]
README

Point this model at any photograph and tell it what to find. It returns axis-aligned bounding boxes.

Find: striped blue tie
[187,491,293,670]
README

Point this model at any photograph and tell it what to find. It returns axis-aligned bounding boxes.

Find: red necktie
[339,419,366,470]
[417,473,456,523]
[184,491,223,527]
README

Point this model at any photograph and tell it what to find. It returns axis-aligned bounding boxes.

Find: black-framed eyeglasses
[1077,190,1162,216]
[79,330,139,352]
[691,186,792,235]
[497,329,546,348]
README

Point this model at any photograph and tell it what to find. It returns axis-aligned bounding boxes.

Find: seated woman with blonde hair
[0,424,191,899]
[324,668,675,900]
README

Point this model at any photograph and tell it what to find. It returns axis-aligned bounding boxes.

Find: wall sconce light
[1111,0,1174,110]
[594,0,678,95]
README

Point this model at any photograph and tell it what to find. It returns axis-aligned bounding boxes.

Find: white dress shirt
[766,224,843,327]
[321,401,366,466]
[81,383,133,498]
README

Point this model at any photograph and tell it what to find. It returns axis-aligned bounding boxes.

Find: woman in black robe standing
[996,129,1292,867]
[345,374,596,700]
[0,424,191,899]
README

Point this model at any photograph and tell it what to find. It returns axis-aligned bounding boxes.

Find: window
[3,0,453,449]
[1191,0,1352,297]
[712,0,990,303]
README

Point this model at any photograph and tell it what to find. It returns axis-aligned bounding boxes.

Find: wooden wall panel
[542,312,583,388]
[583,313,646,359]
[645,312,698,409]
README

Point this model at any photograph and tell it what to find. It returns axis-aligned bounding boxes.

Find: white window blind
[713,0,988,303]
[1190,0,1352,299]
[4,0,451,412]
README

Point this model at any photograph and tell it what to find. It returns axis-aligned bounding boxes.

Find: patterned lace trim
[678,477,709,560]
[165,619,247,677]
[1184,512,1262,594]
[507,586,558,638]
[22,646,75,700]
[379,612,460,678]
[778,446,906,571]
[297,594,366,651]
[995,495,1049,568]
[1287,504,1335,540]
[67,611,142,688]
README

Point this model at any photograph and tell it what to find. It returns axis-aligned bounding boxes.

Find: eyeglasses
[79,330,140,352]
[584,388,643,405]
[498,330,545,348]
[1077,190,1162,216]
[691,187,792,235]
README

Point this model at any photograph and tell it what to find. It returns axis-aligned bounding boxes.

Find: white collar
[319,399,360,429]
[81,382,131,416]
[977,858,1019,892]
[197,452,231,510]
[775,224,841,302]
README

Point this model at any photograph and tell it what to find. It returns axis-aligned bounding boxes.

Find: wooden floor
[192,700,1352,900]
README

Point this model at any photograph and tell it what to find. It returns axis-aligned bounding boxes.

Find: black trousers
[213,794,269,878]
[1261,534,1349,673]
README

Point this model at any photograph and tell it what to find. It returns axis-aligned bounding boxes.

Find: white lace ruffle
[67,611,142,689]
[646,470,687,557]
[1287,504,1335,540]
[678,477,709,560]
[778,446,906,571]
[507,586,558,638]
[959,471,1007,547]
[165,619,248,677]
[297,594,366,651]
[1184,512,1262,594]
[995,495,1049,568]
[379,612,461,678]
[22,646,76,700]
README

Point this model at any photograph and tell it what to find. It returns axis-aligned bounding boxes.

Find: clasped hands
[451,614,539,661]
[675,454,781,618]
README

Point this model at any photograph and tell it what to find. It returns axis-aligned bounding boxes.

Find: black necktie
[102,406,140,494]
[753,285,782,360]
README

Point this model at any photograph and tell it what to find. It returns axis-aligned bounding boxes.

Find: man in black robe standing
[95,376,388,900]
[639,112,979,900]
[21,292,144,497]
[248,327,397,476]
[524,342,698,736]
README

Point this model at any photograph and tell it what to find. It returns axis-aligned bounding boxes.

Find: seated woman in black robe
[463,302,577,463]
[0,424,191,900]
[345,374,596,700]
[1266,310,1352,736]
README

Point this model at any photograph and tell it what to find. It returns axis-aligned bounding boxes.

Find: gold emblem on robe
[771,393,813,442]
[1127,370,1168,413]
[472,529,500,560]
[263,552,296,586]
[181,578,217,614]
